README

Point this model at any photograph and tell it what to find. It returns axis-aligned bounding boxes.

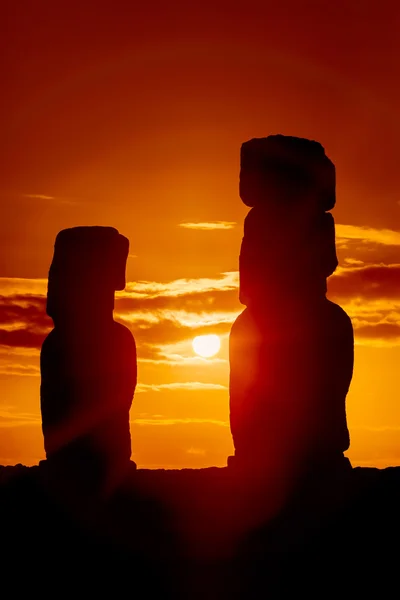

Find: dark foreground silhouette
[0,463,399,598]
[41,226,136,497]
[228,136,354,527]
[0,136,399,598]
[230,136,351,464]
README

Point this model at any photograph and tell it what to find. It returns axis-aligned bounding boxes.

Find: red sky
[1,0,399,468]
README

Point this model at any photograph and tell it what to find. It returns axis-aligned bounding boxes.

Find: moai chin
[229,135,354,480]
[40,226,137,495]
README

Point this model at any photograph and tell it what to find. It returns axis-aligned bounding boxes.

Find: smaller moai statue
[229,135,354,480]
[40,226,136,495]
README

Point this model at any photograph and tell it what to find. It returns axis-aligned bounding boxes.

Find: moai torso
[229,136,353,474]
[41,321,136,467]
[40,227,136,491]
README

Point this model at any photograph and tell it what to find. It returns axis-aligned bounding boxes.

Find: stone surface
[239,135,336,210]
[230,135,353,491]
[41,226,136,496]
[238,208,338,306]
[46,225,129,321]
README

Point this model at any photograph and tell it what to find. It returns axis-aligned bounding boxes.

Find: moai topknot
[40,226,137,495]
[229,135,354,481]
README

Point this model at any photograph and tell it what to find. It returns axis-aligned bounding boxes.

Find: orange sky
[1,1,399,468]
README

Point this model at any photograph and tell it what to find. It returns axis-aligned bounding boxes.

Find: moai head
[238,135,338,307]
[239,134,336,212]
[46,226,129,325]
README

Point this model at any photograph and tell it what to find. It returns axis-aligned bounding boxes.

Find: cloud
[178,221,236,230]
[0,294,50,350]
[0,346,40,359]
[121,271,239,299]
[0,279,47,297]
[343,257,364,266]
[186,447,206,455]
[0,328,48,350]
[22,193,55,200]
[21,193,80,206]
[0,407,41,428]
[352,323,400,346]
[0,276,239,360]
[335,225,400,267]
[336,224,400,246]
[0,252,399,361]
[328,263,400,346]
[136,382,227,393]
[0,295,47,324]
[0,364,40,377]
[138,356,227,366]
[329,264,400,301]
[132,417,228,427]
[0,272,240,305]
[122,320,231,364]
[116,294,240,321]
[352,426,400,433]
[118,311,236,338]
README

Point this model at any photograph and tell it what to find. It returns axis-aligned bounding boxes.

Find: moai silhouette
[229,136,353,484]
[40,226,136,495]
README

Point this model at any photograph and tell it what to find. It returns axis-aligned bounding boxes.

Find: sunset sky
[1,1,399,469]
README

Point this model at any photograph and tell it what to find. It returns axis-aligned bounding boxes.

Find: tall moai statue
[229,135,354,481]
[40,226,137,495]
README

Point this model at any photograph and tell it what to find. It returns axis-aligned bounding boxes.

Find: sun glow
[192,334,221,358]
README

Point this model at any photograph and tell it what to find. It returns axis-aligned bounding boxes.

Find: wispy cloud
[22,193,80,206]
[118,309,239,329]
[122,271,239,299]
[0,241,399,358]
[138,356,227,366]
[132,417,228,427]
[329,263,400,301]
[0,407,41,428]
[352,425,400,433]
[178,222,398,241]
[336,224,400,246]
[22,193,55,200]
[343,257,364,266]
[0,278,47,297]
[0,364,40,377]
[329,263,400,346]
[178,221,237,230]
[136,382,227,393]
[0,346,40,359]
[186,447,206,455]
[0,273,240,300]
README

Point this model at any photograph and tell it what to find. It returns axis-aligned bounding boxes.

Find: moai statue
[40,226,137,495]
[229,135,354,482]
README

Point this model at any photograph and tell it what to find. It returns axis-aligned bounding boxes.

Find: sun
[192,334,221,358]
